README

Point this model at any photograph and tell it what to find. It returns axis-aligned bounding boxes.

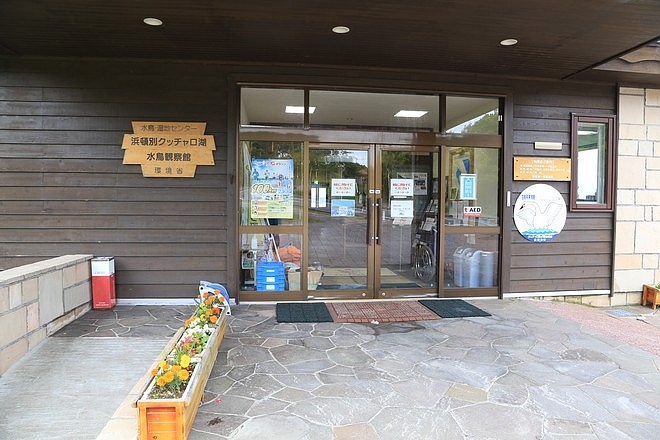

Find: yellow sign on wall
[121,121,216,177]
[514,157,571,181]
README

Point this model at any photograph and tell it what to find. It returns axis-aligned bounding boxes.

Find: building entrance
[237,87,502,302]
[307,143,439,299]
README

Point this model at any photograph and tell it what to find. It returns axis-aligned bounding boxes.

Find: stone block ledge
[0,254,94,376]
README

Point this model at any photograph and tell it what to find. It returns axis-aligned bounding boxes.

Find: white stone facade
[615,87,660,296]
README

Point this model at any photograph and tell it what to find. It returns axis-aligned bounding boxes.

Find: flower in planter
[149,353,194,399]
[177,324,213,357]
[189,290,225,326]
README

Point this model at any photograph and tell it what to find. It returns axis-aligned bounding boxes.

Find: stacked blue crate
[256,261,286,291]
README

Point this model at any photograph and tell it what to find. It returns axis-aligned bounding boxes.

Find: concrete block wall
[0,254,93,375]
[615,87,660,300]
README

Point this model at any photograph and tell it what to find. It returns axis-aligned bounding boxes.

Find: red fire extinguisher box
[91,256,116,309]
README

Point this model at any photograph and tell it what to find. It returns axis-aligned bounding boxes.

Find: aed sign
[463,206,482,217]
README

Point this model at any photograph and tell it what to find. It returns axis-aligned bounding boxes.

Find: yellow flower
[158,360,167,369]
[178,370,190,381]
[156,376,167,387]
[180,354,191,368]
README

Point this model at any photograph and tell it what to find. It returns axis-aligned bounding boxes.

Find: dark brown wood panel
[0,57,231,300]
[506,81,616,294]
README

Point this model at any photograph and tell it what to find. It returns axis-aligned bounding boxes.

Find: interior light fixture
[500,38,518,46]
[285,106,316,114]
[332,26,350,34]
[143,17,163,26]
[394,110,428,118]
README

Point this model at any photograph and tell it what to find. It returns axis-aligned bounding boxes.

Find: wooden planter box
[137,312,227,440]
[642,284,660,310]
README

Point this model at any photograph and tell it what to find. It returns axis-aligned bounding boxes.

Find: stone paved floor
[1,300,659,440]
[189,300,660,439]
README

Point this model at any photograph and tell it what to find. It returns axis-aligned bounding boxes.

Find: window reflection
[570,115,615,211]
[576,122,608,203]
[445,96,500,134]
[444,147,500,226]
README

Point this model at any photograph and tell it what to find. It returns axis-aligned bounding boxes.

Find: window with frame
[570,114,616,211]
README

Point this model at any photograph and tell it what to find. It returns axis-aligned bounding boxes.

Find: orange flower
[178,370,190,381]
[210,315,218,324]
[163,371,175,383]
[171,365,181,373]
[150,367,159,376]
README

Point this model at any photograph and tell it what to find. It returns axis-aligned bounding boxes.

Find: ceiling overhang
[1,1,659,86]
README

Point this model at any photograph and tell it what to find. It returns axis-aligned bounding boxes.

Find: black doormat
[276,302,333,323]
[419,299,491,318]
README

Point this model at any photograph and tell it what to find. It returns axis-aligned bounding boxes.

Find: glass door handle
[375,198,381,245]
[366,200,372,244]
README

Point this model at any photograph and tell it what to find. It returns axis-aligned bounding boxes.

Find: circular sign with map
[513,184,567,243]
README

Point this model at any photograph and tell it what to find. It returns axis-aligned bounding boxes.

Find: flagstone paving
[0,300,658,439]
[188,300,660,439]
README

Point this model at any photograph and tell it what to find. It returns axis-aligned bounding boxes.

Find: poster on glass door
[330,178,356,217]
[250,159,294,219]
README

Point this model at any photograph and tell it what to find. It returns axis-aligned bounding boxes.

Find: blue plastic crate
[257,261,285,275]
[256,281,286,291]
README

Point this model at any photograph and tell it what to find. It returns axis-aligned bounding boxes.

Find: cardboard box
[287,269,322,290]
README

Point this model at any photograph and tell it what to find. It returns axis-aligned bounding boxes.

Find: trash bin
[91,256,116,309]
[463,249,482,288]
[479,251,497,287]
[452,247,471,287]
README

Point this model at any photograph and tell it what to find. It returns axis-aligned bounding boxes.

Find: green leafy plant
[147,289,227,399]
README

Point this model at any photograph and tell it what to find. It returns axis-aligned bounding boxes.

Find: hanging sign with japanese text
[121,121,216,177]
[250,159,294,219]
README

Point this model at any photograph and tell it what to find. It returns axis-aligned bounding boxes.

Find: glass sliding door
[307,144,439,299]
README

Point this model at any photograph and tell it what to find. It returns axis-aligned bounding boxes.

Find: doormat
[326,301,439,323]
[419,299,491,318]
[276,302,333,323]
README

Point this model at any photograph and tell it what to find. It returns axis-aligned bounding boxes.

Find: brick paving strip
[327,300,440,323]
[530,300,660,356]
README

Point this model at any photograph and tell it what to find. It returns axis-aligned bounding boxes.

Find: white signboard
[390,178,414,197]
[331,179,356,197]
[513,183,567,243]
[391,199,414,218]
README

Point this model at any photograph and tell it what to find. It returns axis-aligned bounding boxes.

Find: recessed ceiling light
[143,17,163,26]
[332,26,350,34]
[394,110,428,118]
[285,106,316,114]
[500,38,518,46]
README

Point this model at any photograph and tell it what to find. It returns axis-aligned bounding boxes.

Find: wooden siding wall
[509,81,616,293]
[0,56,618,299]
[0,58,229,299]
